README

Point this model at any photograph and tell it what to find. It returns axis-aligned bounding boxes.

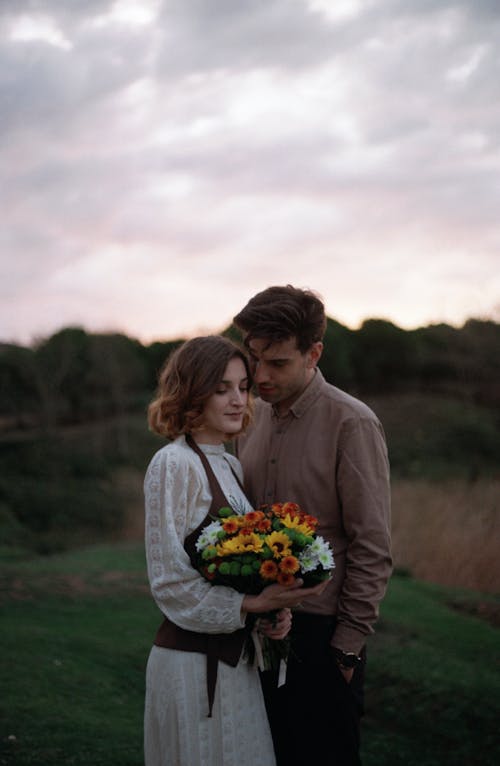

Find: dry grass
[391,478,500,593]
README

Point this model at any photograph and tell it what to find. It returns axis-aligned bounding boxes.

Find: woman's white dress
[144,435,276,766]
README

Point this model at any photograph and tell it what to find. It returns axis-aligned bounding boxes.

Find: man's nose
[253,362,269,383]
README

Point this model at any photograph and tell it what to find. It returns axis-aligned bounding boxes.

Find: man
[233,285,392,766]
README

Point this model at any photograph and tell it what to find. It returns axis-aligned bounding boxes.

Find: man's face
[247,336,322,414]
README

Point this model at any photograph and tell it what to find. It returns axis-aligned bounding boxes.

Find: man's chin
[258,387,278,401]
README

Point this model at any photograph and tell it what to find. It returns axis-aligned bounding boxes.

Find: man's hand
[243,577,329,614]
[338,666,354,684]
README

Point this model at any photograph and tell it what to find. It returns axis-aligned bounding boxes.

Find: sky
[1,0,499,347]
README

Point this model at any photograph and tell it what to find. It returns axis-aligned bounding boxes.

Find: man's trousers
[260,612,366,766]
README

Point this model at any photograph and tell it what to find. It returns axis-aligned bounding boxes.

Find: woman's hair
[148,335,253,439]
[233,284,326,353]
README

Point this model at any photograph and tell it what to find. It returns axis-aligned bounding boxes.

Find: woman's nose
[230,388,245,404]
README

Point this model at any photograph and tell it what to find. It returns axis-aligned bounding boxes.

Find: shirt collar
[272,368,325,419]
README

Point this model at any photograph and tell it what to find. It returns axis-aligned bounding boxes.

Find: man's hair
[147,335,253,439]
[233,285,326,353]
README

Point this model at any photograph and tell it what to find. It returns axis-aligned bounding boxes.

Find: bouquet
[194,501,335,672]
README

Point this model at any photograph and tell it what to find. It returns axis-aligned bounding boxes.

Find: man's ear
[307,342,323,368]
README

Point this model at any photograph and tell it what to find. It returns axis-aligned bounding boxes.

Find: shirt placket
[263,414,293,504]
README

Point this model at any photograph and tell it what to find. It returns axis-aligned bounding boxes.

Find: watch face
[334,649,359,667]
[342,654,359,668]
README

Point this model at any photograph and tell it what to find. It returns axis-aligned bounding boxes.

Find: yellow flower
[217,532,263,556]
[264,531,292,558]
[280,513,315,536]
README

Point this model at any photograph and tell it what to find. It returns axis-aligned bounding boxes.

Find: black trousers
[260,613,365,766]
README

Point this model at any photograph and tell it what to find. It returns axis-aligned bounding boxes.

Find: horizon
[1,309,497,351]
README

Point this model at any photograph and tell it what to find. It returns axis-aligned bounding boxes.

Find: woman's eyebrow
[219,376,249,384]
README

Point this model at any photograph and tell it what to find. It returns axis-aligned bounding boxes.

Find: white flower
[309,536,326,554]
[298,547,319,572]
[299,537,334,572]
[195,520,223,551]
[319,549,335,569]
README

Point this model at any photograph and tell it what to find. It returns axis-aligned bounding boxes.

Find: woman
[144,336,327,766]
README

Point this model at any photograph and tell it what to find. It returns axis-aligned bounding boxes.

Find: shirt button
[270,458,276,464]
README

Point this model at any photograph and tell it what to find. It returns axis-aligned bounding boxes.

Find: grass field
[1,543,499,766]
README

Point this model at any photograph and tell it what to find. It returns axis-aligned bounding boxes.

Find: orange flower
[277,572,296,586]
[256,519,272,532]
[244,510,264,524]
[279,555,300,574]
[222,519,239,534]
[303,514,318,530]
[281,502,301,516]
[260,560,279,580]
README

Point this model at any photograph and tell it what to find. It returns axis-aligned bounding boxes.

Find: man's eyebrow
[250,353,289,362]
[247,338,276,353]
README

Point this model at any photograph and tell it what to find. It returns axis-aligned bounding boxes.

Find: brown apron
[153,434,248,717]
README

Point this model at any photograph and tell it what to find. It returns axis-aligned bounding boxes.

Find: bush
[367,394,500,480]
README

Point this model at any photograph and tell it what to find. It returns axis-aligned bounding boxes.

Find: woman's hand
[242,577,329,615]
[258,608,292,640]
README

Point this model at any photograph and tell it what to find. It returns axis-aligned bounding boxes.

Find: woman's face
[197,357,249,444]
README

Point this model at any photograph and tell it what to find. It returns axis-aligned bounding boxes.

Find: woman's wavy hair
[147,335,253,439]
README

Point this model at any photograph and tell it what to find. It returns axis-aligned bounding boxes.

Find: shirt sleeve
[332,417,393,654]
[144,446,246,634]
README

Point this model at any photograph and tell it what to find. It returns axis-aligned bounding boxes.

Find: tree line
[1,317,498,553]
[1,317,499,432]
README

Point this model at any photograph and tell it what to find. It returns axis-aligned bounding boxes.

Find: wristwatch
[331,648,362,670]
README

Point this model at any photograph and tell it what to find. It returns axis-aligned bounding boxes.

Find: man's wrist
[331,647,362,670]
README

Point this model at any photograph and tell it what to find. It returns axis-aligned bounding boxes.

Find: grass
[1,544,499,766]
[0,544,154,766]
[363,576,500,765]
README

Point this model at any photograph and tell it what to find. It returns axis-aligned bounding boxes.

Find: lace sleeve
[144,444,246,634]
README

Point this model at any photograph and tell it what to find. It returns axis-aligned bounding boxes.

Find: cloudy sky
[1,0,499,346]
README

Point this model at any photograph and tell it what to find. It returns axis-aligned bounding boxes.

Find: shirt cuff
[331,623,368,656]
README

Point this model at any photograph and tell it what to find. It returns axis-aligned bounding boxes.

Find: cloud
[155,0,343,76]
[1,0,499,345]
